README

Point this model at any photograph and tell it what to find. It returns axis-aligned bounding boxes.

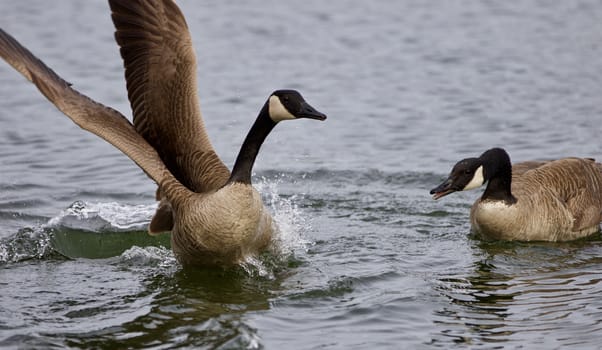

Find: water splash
[118,245,178,269]
[245,175,312,276]
[1,181,311,271]
[0,226,55,264]
[47,200,157,232]
[0,201,161,264]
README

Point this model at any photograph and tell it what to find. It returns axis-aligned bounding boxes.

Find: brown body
[168,182,274,266]
[471,158,602,241]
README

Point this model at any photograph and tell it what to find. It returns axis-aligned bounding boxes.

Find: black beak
[298,101,327,121]
[430,178,455,200]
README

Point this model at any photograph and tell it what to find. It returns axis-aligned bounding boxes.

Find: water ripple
[2,0,602,348]
[434,242,602,347]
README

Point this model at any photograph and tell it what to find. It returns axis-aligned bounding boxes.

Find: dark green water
[1,1,602,348]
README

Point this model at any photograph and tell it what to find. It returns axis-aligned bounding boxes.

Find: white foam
[119,245,177,268]
[0,244,7,262]
[46,201,157,231]
[255,176,312,259]
[243,176,313,277]
[0,226,53,263]
[5,182,310,271]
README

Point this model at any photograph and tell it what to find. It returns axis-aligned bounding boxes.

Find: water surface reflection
[435,239,602,347]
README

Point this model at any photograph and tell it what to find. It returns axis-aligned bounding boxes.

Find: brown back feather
[512,158,602,231]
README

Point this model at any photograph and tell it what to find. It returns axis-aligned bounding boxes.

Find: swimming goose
[430,148,602,241]
[0,0,326,267]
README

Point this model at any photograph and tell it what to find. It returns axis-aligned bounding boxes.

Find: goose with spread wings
[0,0,326,266]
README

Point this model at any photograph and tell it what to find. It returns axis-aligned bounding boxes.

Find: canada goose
[0,0,326,267]
[430,148,602,242]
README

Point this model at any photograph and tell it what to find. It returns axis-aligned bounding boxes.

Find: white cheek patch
[268,95,296,122]
[463,165,485,191]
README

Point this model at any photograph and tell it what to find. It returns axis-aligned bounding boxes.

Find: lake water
[1,1,602,349]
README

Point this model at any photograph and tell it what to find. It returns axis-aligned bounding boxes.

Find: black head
[430,157,485,200]
[268,90,327,122]
[430,148,513,200]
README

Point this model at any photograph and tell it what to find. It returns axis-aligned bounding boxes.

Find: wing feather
[109,0,231,193]
[0,28,171,186]
[514,158,602,231]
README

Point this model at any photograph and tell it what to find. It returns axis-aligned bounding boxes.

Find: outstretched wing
[109,0,231,193]
[0,28,171,186]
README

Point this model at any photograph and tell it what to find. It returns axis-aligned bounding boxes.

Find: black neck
[228,103,276,185]
[480,148,517,204]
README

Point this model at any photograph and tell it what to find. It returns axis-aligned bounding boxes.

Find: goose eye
[465,169,472,174]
